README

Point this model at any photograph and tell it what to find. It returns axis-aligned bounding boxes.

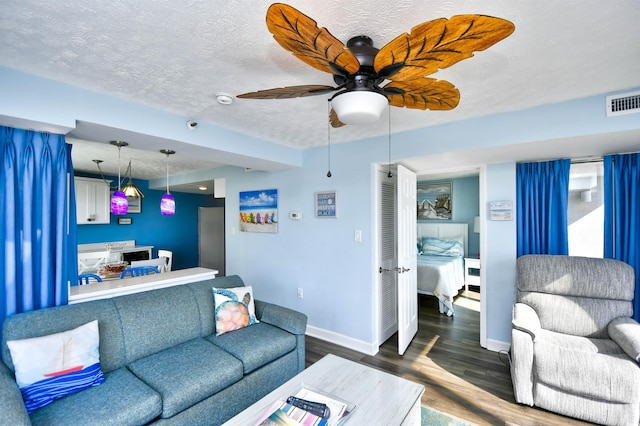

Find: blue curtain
[0,126,77,327]
[517,159,570,256]
[604,154,640,320]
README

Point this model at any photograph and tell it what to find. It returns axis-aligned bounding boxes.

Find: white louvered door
[377,168,397,344]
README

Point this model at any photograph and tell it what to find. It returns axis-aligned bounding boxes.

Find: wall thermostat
[290,211,302,220]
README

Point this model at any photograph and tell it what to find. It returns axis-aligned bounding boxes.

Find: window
[568,161,604,258]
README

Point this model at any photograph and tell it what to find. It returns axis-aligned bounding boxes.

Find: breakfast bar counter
[69,267,218,304]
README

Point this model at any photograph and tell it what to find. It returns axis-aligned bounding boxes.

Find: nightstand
[464,257,481,292]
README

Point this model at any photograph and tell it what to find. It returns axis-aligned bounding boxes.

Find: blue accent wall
[418,176,480,257]
[75,173,222,270]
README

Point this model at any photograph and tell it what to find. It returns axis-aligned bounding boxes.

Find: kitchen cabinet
[75,176,110,224]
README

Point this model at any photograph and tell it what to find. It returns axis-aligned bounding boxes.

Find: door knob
[378,267,390,273]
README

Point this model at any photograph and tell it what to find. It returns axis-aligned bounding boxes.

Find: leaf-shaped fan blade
[237,85,336,100]
[384,78,460,110]
[374,15,515,82]
[266,3,360,75]
[329,109,346,128]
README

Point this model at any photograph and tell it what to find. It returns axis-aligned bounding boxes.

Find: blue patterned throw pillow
[6,320,105,413]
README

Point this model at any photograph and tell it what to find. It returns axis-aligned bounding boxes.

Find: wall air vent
[606,90,640,117]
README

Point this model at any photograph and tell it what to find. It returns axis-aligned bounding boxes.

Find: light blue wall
[216,139,388,343]
[484,163,518,346]
[418,176,480,257]
[75,172,221,270]
[2,66,640,350]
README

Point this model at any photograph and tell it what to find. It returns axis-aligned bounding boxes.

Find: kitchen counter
[78,240,155,274]
[69,267,218,304]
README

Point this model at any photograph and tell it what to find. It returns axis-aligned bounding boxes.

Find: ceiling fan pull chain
[387,102,393,178]
[326,100,332,178]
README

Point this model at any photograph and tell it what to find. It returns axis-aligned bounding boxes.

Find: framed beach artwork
[239,189,278,233]
[489,200,513,220]
[417,182,452,220]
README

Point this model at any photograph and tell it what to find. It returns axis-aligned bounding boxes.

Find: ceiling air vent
[606,90,640,117]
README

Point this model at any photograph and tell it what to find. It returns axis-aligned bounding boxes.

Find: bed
[416,223,468,316]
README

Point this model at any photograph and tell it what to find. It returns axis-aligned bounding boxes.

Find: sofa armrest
[0,363,30,425]
[512,303,541,342]
[609,317,640,363]
[255,301,307,335]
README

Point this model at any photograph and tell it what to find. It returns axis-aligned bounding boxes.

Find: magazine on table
[256,384,355,426]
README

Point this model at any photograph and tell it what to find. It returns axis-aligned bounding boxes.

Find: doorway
[376,165,485,351]
[198,206,226,276]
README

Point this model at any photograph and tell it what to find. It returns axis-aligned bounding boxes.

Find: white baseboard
[486,338,510,353]
[306,325,379,356]
[306,325,510,356]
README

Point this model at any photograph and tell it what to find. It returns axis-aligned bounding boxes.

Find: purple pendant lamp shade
[111,191,128,215]
[160,149,176,216]
[161,193,175,215]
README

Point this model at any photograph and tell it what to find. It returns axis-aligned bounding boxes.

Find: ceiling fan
[237,3,515,127]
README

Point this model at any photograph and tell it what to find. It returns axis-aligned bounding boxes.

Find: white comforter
[416,255,464,316]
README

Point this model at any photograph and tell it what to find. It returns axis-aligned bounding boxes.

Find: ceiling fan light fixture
[331,91,387,125]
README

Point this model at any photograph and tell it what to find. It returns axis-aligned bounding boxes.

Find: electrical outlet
[297,288,303,299]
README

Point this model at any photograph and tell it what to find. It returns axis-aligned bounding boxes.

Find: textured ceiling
[1,0,640,190]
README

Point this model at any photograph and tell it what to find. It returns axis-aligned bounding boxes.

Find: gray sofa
[511,255,640,426]
[0,275,307,425]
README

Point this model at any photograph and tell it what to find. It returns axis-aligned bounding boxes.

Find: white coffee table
[223,353,424,425]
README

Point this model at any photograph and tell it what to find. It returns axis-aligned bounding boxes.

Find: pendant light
[122,159,145,198]
[160,149,176,216]
[110,141,128,215]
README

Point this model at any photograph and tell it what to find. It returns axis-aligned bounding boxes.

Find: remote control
[286,396,331,418]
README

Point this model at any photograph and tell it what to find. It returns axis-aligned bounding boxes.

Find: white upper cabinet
[75,177,110,224]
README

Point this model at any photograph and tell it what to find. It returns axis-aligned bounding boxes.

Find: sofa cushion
[127,338,243,418]
[538,329,627,355]
[534,338,640,404]
[213,286,259,336]
[29,367,162,425]
[113,285,202,363]
[207,322,296,374]
[7,320,105,413]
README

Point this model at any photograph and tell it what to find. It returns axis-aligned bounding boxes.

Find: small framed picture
[118,217,132,225]
[127,196,142,213]
[316,191,337,218]
[489,200,513,220]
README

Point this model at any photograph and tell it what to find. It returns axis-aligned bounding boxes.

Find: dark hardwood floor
[305,289,592,426]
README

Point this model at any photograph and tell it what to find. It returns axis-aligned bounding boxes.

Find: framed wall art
[489,200,513,220]
[315,191,337,218]
[417,182,452,220]
[239,189,278,233]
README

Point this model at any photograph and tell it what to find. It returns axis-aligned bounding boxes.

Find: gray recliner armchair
[511,255,640,426]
